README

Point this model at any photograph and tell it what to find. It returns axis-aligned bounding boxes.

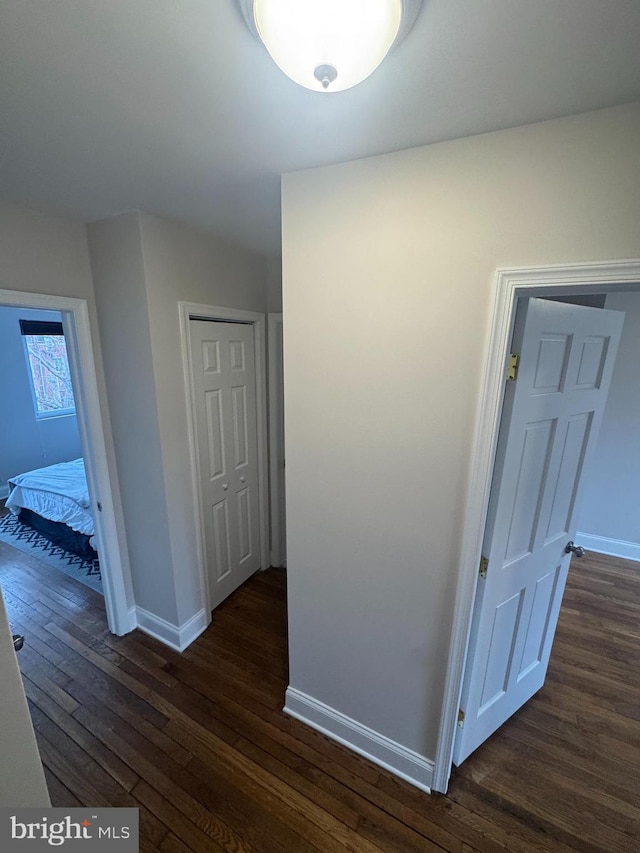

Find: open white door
[0,589,49,806]
[453,297,624,764]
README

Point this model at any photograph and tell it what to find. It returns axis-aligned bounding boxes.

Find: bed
[6,458,97,559]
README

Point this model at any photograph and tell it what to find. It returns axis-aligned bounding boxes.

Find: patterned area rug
[0,512,102,594]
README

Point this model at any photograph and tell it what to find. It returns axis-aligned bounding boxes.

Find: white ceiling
[1,0,640,256]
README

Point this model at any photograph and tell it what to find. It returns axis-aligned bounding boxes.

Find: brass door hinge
[479,555,489,579]
[506,352,519,381]
[457,709,465,728]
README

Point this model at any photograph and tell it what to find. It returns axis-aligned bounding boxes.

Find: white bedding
[6,458,95,539]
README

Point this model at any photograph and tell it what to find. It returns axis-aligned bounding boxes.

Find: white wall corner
[125,606,138,634]
[576,532,640,562]
[284,688,434,794]
[135,606,208,652]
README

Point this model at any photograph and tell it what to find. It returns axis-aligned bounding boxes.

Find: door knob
[222,484,228,491]
[565,541,585,558]
[240,476,245,483]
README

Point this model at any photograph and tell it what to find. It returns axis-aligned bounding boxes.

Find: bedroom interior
[0,1,639,849]
[0,305,103,592]
[0,307,82,503]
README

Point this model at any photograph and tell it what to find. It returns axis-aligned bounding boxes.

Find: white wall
[87,213,177,622]
[578,291,640,553]
[266,256,283,313]
[0,202,97,302]
[89,211,268,629]
[0,307,82,498]
[281,102,640,766]
[0,589,49,807]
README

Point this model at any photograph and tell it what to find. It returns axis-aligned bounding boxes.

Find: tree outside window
[20,320,76,418]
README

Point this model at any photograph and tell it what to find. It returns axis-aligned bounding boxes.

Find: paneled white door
[453,298,624,764]
[189,320,261,610]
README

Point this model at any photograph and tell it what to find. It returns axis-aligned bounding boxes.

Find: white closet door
[189,320,261,610]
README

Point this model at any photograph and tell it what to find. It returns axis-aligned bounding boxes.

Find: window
[19,319,76,418]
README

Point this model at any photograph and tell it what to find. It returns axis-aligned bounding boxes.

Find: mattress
[6,458,94,540]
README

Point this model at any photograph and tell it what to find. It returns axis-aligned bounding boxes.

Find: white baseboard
[135,606,209,652]
[576,532,640,562]
[284,687,434,793]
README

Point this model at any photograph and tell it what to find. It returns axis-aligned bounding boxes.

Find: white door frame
[432,259,640,793]
[179,302,269,616]
[268,312,286,568]
[0,289,134,636]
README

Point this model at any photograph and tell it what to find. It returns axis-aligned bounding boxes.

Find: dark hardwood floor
[1,539,638,852]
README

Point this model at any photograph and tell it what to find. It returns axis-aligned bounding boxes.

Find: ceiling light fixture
[239,0,423,93]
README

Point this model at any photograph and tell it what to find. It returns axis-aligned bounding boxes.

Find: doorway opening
[433,259,640,793]
[0,288,133,636]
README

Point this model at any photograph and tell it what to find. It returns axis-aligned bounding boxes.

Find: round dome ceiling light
[238,0,423,93]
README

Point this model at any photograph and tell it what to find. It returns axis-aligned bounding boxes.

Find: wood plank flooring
[1,540,638,852]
